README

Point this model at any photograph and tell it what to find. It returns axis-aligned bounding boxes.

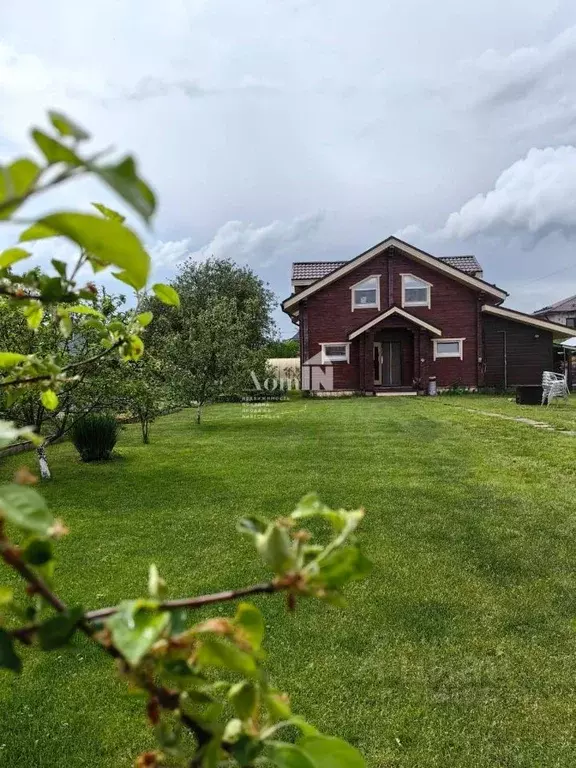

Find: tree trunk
[140,416,150,444]
[196,404,202,425]
[36,443,52,481]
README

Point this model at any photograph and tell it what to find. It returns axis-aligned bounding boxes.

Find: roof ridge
[534,292,576,313]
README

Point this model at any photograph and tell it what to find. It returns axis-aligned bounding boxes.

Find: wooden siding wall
[482,314,554,387]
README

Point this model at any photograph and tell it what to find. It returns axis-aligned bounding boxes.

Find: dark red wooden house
[282,237,574,394]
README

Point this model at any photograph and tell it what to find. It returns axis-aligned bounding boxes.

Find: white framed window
[320,343,350,363]
[350,275,380,310]
[401,273,431,308]
[433,338,465,360]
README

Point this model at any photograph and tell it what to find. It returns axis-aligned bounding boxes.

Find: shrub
[71,413,118,461]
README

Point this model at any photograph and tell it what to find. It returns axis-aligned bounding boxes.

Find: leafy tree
[163,257,276,350]
[119,354,171,443]
[168,297,263,424]
[0,112,370,767]
[0,289,132,478]
[265,338,300,358]
[145,259,276,424]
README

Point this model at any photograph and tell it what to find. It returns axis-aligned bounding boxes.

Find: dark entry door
[381,341,402,386]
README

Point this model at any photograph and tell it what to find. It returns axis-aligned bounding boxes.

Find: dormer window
[351,276,380,310]
[401,274,431,308]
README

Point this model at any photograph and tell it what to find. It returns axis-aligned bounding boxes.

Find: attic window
[401,274,431,308]
[351,276,380,310]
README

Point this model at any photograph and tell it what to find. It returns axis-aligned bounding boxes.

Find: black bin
[516,385,543,405]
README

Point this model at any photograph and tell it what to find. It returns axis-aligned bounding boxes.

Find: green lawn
[2,396,576,767]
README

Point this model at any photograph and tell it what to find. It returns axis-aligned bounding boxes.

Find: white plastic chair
[541,371,569,405]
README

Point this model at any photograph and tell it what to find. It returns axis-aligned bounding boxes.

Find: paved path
[442,403,576,435]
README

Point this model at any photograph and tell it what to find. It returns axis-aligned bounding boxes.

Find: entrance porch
[348,306,442,394]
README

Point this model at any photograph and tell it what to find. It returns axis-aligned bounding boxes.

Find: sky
[2,0,576,335]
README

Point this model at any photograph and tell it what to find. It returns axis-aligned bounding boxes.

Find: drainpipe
[496,330,508,389]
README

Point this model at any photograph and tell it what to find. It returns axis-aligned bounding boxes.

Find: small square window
[321,343,350,363]
[566,317,576,328]
[433,339,464,360]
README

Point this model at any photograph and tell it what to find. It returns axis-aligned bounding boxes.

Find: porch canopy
[348,306,442,340]
[348,306,442,390]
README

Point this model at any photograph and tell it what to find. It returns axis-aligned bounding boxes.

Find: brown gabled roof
[438,255,482,274]
[292,254,482,283]
[283,236,507,314]
[534,293,576,315]
[292,261,347,281]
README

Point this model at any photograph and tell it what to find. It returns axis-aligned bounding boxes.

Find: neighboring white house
[534,294,576,329]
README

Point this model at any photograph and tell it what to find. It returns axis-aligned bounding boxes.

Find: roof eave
[482,304,575,338]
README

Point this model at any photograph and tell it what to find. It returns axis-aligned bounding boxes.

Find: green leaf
[0,586,13,605]
[38,607,84,650]
[23,538,53,566]
[290,717,320,737]
[237,516,268,537]
[96,156,156,222]
[41,389,59,411]
[0,352,27,369]
[0,484,53,535]
[112,270,141,290]
[31,129,82,166]
[148,564,166,600]
[48,111,90,141]
[0,159,40,219]
[315,547,372,589]
[265,691,292,722]
[267,742,316,768]
[20,213,150,290]
[298,736,366,768]
[136,311,153,328]
[23,303,43,330]
[152,283,180,307]
[67,305,104,317]
[235,603,265,651]
[0,628,21,673]
[229,734,264,765]
[257,525,296,575]
[59,315,73,338]
[128,335,144,361]
[107,601,170,666]
[0,247,30,269]
[228,680,258,720]
[51,259,67,277]
[10,158,41,194]
[91,202,126,223]
[196,636,257,677]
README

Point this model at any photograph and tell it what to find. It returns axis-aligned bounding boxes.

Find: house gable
[283,236,507,314]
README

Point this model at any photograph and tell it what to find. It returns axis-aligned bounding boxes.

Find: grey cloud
[467,25,576,111]
[441,146,576,242]
[188,213,325,268]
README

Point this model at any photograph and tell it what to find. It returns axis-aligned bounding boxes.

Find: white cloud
[441,146,576,241]
[186,213,325,268]
[149,238,194,268]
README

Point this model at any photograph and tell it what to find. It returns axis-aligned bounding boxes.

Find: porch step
[375,390,418,397]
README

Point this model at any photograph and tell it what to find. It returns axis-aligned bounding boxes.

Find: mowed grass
[1,397,576,767]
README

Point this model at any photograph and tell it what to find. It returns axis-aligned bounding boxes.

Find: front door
[374,341,402,386]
